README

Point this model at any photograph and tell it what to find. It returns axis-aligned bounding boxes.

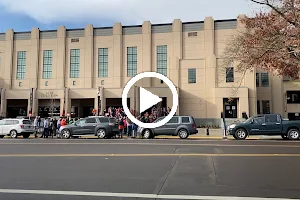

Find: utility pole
[97,87,101,116]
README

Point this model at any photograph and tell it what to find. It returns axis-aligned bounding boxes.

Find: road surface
[0,138,299,200]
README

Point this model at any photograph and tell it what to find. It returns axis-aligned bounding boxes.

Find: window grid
[256,73,260,87]
[70,49,80,78]
[226,67,234,83]
[43,50,53,79]
[16,51,26,79]
[188,68,196,83]
[127,47,137,77]
[261,73,269,87]
[98,48,108,77]
[157,45,167,76]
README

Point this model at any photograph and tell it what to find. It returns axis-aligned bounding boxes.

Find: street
[0,139,299,199]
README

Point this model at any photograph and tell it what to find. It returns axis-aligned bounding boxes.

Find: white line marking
[0,189,294,200]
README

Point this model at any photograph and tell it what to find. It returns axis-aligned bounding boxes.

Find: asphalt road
[0,138,300,200]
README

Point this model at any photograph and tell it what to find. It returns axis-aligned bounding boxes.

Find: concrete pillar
[4,29,14,89]
[64,87,70,114]
[32,88,38,116]
[204,17,217,118]
[142,21,152,87]
[100,86,104,115]
[0,88,6,117]
[60,98,64,116]
[30,28,40,88]
[56,26,66,88]
[113,23,122,88]
[94,97,98,114]
[84,24,94,88]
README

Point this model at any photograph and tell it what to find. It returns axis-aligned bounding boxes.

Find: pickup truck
[227,114,300,140]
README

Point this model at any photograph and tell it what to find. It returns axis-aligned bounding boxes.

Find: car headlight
[229,124,236,129]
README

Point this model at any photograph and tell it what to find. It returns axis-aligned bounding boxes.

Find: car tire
[97,129,106,139]
[234,128,247,140]
[287,129,300,140]
[10,130,18,139]
[61,129,71,139]
[23,133,30,139]
[0,135,4,138]
[281,134,288,140]
[178,129,189,139]
[142,129,152,139]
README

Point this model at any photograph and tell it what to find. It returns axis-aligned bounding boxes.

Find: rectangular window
[16,51,26,79]
[188,68,196,83]
[157,45,167,76]
[256,73,259,87]
[261,72,269,87]
[226,67,234,83]
[127,47,137,77]
[257,100,261,114]
[70,49,80,78]
[262,100,270,114]
[287,91,300,104]
[98,48,108,77]
[42,50,53,79]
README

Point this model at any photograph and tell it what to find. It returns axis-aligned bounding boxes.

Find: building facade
[0,15,298,123]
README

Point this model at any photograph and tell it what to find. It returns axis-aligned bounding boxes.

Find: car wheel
[281,134,288,140]
[61,129,71,139]
[10,130,18,139]
[178,129,189,139]
[287,129,300,140]
[234,128,247,140]
[143,129,152,139]
[0,135,4,138]
[97,129,106,139]
[23,133,30,139]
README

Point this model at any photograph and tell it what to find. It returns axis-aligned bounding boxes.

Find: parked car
[0,118,34,139]
[227,114,300,140]
[137,116,198,139]
[59,116,115,139]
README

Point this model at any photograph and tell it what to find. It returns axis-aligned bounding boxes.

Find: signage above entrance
[40,91,58,98]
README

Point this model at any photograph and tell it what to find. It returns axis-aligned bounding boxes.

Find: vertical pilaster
[56,26,66,88]
[84,24,94,88]
[30,28,40,88]
[32,88,38,116]
[142,21,152,87]
[204,17,217,118]
[113,23,122,88]
[64,87,70,114]
[100,86,104,115]
[4,29,14,89]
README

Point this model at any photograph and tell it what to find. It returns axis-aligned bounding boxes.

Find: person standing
[33,116,39,138]
[57,118,62,138]
[43,118,49,138]
[126,116,132,137]
[118,119,124,139]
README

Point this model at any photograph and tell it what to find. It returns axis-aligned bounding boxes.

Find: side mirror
[74,122,77,126]
[250,119,254,124]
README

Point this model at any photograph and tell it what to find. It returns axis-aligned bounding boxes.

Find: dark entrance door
[223,98,238,118]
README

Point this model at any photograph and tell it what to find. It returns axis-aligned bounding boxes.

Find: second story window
[226,67,234,83]
[157,45,167,76]
[256,73,259,87]
[43,50,53,79]
[287,91,300,104]
[98,48,108,78]
[262,100,270,114]
[261,72,269,87]
[16,51,26,80]
[70,49,80,78]
[188,68,196,83]
[127,47,137,77]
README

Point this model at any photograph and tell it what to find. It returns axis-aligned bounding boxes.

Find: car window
[153,117,164,123]
[181,117,190,123]
[76,119,86,125]
[13,120,19,125]
[167,117,179,124]
[22,120,31,124]
[86,118,97,124]
[253,116,265,124]
[5,120,15,125]
[99,118,109,123]
[0,120,5,126]
[109,118,116,123]
[265,115,280,123]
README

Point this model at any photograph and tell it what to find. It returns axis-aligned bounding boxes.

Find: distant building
[0,15,297,123]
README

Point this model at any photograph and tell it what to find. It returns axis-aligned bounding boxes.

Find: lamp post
[97,87,101,116]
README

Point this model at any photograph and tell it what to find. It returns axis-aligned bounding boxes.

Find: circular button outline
[122,72,178,129]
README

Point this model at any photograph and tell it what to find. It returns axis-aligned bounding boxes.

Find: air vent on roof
[71,38,79,43]
[188,32,197,37]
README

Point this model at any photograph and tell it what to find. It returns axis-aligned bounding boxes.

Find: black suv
[60,116,115,139]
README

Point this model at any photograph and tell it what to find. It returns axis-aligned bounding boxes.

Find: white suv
[0,118,34,139]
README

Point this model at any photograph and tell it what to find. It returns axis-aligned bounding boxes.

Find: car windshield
[243,117,254,123]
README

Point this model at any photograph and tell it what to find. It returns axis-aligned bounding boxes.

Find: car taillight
[109,123,114,126]
[20,125,24,128]
[192,124,196,129]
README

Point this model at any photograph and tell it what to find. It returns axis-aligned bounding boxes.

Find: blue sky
[0,0,264,32]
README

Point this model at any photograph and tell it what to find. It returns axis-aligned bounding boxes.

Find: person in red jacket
[61,118,67,126]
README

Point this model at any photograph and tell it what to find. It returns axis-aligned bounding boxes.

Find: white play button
[139,87,162,113]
